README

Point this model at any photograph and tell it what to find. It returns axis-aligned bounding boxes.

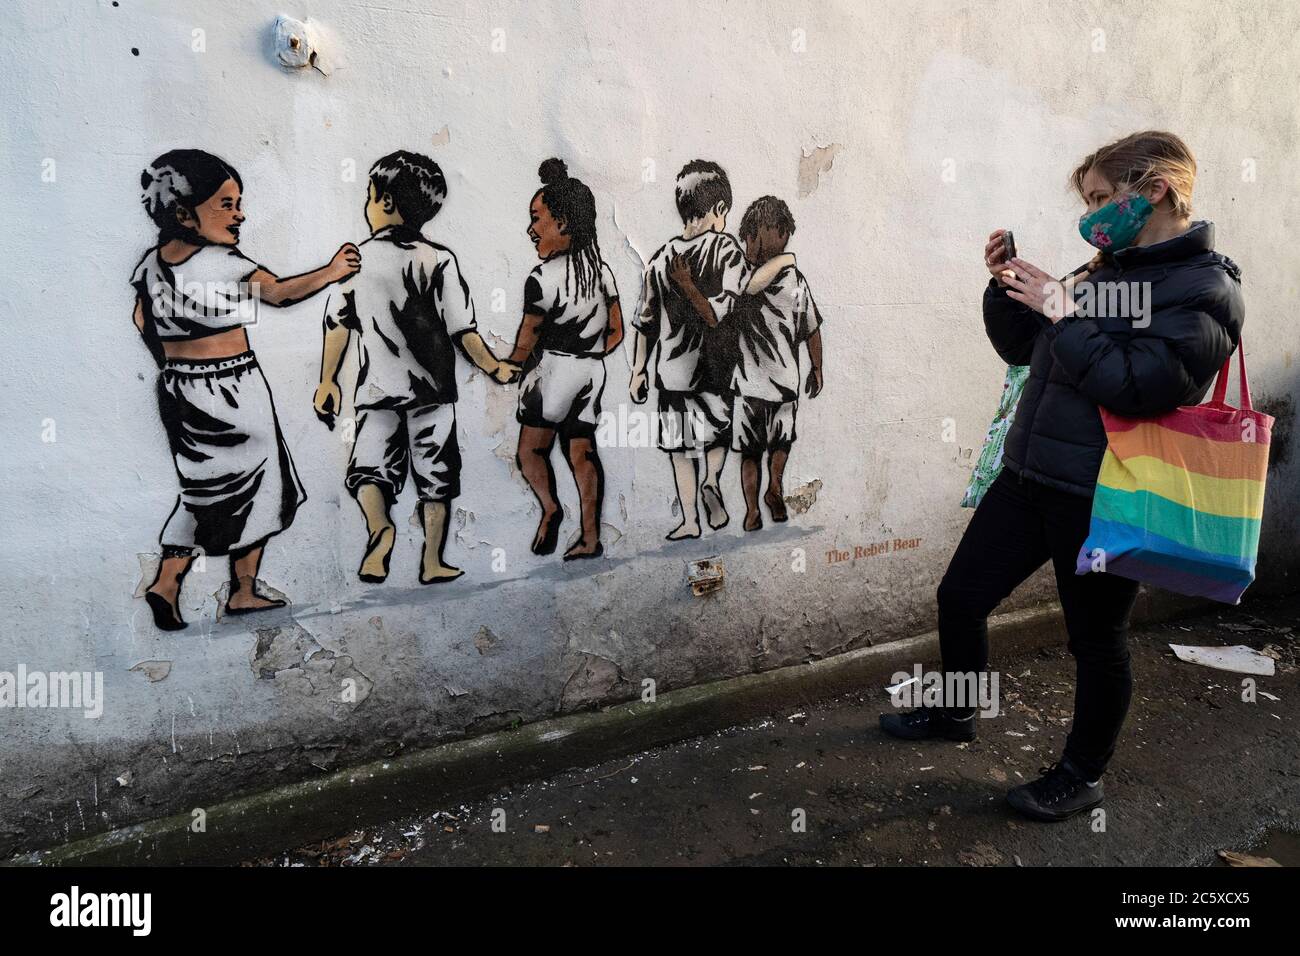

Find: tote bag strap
[1210,337,1253,410]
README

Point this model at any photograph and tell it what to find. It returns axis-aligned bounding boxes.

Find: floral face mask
[1078,193,1154,251]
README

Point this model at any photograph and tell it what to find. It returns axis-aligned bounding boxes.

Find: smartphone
[1002,230,1017,262]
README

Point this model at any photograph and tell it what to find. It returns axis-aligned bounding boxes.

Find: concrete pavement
[252,592,1300,867]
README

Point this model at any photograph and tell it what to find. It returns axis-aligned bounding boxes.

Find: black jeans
[938,468,1140,780]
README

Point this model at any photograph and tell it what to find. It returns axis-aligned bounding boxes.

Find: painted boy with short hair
[315,150,511,584]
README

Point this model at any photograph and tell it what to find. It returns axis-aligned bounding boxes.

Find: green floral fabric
[961,364,1030,509]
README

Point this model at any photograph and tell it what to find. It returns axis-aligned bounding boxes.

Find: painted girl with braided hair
[504,158,623,560]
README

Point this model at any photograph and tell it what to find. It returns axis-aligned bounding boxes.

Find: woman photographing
[881,131,1245,821]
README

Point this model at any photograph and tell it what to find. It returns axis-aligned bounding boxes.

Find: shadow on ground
[249,592,1300,867]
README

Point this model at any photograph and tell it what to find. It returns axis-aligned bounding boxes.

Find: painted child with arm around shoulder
[699,196,823,532]
[628,160,796,542]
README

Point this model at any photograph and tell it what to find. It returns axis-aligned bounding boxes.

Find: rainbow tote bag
[1076,343,1272,604]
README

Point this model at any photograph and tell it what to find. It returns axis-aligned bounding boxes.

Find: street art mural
[132,151,827,631]
[132,149,360,631]
[505,158,622,561]
[657,191,825,533]
[315,150,510,586]
[629,161,798,539]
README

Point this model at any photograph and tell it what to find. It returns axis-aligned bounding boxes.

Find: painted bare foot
[743,510,763,532]
[764,489,788,522]
[701,484,729,530]
[145,589,187,631]
[563,538,604,561]
[420,559,464,585]
[665,519,701,541]
[226,578,288,615]
[532,507,563,555]
[359,525,396,582]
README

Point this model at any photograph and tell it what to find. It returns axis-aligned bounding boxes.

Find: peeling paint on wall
[559,653,626,712]
[784,478,823,515]
[473,625,501,656]
[250,622,374,709]
[128,661,172,683]
[797,143,844,198]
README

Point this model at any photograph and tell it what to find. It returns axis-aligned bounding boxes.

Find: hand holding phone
[985,229,1017,284]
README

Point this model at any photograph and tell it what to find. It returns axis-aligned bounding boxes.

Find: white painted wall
[1,0,1297,851]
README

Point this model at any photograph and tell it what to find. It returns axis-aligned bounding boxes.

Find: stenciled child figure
[670,196,824,531]
[132,149,361,631]
[504,158,624,561]
[629,160,793,540]
[315,150,512,585]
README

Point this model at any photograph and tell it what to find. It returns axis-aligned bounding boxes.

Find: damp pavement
[249,592,1300,867]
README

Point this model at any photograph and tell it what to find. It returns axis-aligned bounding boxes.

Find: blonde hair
[1071,130,1197,219]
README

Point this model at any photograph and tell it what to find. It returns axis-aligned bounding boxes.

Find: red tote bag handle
[1210,337,1253,411]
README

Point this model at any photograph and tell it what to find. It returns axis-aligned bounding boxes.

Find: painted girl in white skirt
[504,159,624,560]
[131,149,361,631]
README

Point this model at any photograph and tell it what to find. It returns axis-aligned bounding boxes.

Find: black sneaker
[1006,759,1104,822]
[879,707,977,742]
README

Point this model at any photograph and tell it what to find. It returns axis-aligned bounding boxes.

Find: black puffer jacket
[984,221,1244,497]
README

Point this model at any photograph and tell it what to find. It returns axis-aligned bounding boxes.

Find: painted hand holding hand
[493,360,521,385]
